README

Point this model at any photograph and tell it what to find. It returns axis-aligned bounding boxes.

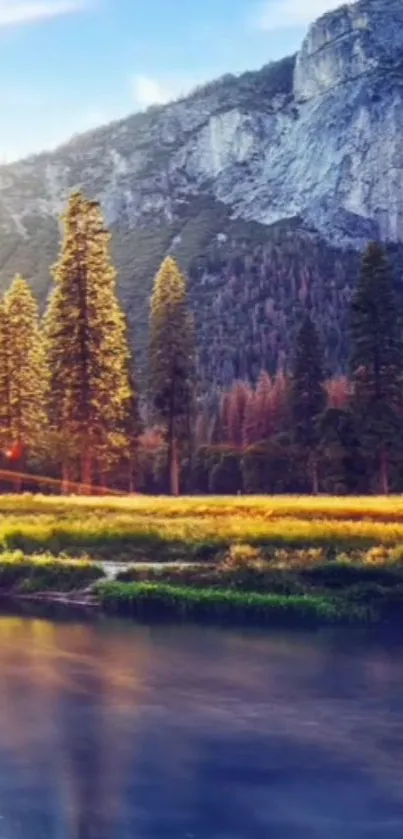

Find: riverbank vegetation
[97,582,369,625]
[101,545,403,624]
[0,553,105,593]
[0,501,403,623]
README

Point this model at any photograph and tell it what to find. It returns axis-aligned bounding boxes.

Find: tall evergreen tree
[44,192,135,491]
[350,241,403,493]
[119,362,143,492]
[0,301,11,455]
[318,407,366,495]
[148,256,195,495]
[4,275,48,466]
[291,314,325,493]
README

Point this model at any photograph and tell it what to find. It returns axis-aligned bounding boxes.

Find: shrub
[222,543,264,569]
[364,546,393,564]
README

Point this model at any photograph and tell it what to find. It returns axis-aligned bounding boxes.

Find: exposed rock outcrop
[0,0,401,387]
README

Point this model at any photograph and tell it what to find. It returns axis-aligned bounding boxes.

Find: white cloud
[0,0,88,27]
[131,74,197,109]
[255,0,347,31]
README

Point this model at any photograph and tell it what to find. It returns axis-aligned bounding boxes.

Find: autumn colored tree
[44,192,134,491]
[253,371,273,442]
[4,275,48,466]
[291,314,325,493]
[254,369,291,442]
[242,386,258,446]
[350,242,403,494]
[325,375,352,411]
[148,256,195,495]
[218,370,292,451]
[220,380,250,447]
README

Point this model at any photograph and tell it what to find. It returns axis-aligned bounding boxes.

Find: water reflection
[0,610,403,837]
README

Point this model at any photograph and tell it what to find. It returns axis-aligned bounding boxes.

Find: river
[0,607,403,838]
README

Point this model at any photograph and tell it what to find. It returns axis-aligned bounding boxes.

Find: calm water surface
[0,607,403,838]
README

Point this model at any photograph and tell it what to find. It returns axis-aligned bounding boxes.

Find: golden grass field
[0,495,402,556]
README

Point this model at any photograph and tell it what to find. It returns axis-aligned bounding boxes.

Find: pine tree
[0,301,11,454]
[44,192,134,491]
[148,256,195,495]
[350,241,403,493]
[291,314,325,493]
[318,408,366,495]
[120,364,143,492]
[4,275,48,467]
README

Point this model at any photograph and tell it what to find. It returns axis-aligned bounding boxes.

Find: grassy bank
[1,494,403,625]
[98,552,403,626]
[97,581,371,625]
[0,553,105,594]
[0,549,402,625]
[2,495,403,560]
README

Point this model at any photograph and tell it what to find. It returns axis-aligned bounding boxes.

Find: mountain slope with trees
[0,0,401,390]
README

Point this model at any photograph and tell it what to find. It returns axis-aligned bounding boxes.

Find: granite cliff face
[0,0,401,388]
[295,0,403,99]
[292,0,403,242]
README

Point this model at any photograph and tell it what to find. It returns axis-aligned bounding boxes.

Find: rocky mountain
[0,0,402,389]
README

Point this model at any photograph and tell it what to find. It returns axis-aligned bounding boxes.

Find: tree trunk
[13,469,22,494]
[128,464,135,494]
[61,460,71,495]
[128,452,137,494]
[98,469,108,496]
[380,447,389,495]
[13,451,23,493]
[167,376,179,496]
[81,447,93,495]
[170,437,180,496]
[310,450,319,496]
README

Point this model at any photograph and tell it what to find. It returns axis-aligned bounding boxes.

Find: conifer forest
[3,192,403,497]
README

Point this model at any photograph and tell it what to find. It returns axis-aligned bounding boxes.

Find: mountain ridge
[0,0,402,391]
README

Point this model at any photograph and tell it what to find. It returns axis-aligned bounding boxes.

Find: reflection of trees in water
[0,617,150,838]
[1,617,403,836]
[55,642,142,839]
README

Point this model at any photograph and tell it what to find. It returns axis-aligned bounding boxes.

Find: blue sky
[0,0,342,161]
